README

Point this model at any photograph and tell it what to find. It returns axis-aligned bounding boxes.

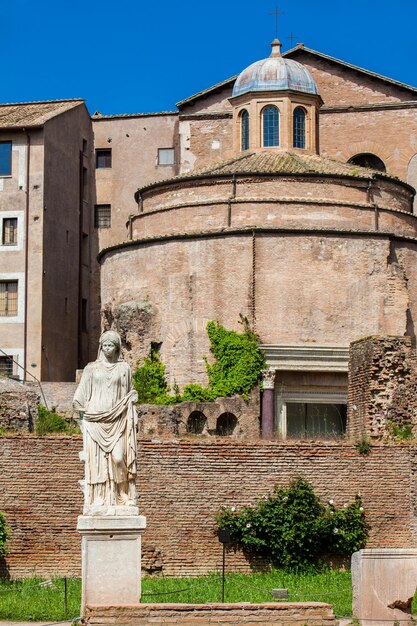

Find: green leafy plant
[0,511,10,557]
[181,383,216,402]
[204,318,265,398]
[132,344,178,405]
[35,405,71,435]
[389,421,414,441]
[133,318,265,405]
[182,317,265,402]
[215,478,368,570]
[355,438,371,455]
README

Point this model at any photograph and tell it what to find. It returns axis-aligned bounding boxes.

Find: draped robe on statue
[73,359,138,507]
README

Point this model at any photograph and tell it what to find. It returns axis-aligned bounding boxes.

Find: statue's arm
[73,364,93,412]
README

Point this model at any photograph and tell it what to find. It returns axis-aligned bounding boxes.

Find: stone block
[352,548,417,625]
[77,514,146,614]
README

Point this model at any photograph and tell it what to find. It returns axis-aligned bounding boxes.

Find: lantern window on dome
[262,106,279,147]
[241,110,250,151]
[293,107,306,149]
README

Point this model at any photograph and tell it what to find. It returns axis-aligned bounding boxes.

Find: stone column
[77,513,146,615]
[261,368,276,439]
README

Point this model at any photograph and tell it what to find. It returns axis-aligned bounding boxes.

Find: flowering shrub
[215,478,368,570]
[0,511,9,557]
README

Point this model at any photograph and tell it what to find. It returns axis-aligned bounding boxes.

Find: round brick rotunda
[99,43,417,435]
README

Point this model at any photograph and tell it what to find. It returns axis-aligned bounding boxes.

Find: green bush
[216,478,368,570]
[35,405,70,435]
[181,383,216,402]
[132,344,179,405]
[0,511,9,557]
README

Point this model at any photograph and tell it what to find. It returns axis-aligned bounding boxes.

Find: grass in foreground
[0,577,81,621]
[142,570,353,617]
[0,570,353,621]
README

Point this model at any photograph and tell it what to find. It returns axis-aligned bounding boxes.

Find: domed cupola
[229,39,323,154]
[232,39,319,98]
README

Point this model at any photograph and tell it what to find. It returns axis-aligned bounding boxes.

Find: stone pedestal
[352,548,417,625]
[77,514,146,614]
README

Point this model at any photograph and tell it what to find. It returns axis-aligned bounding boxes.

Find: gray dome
[232,39,320,98]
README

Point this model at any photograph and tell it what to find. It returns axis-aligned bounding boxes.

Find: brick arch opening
[186,411,207,435]
[216,412,238,436]
[348,153,386,172]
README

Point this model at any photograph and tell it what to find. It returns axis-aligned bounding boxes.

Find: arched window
[293,107,306,149]
[262,106,279,147]
[348,153,386,172]
[186,411,207,435]
[216,412,237,436]
[241,110,249,151]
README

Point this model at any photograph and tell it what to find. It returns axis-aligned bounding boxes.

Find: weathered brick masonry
[84,602,337,625]
[348,336,417,440]
[0,436,416,578]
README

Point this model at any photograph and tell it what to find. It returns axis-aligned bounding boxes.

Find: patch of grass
[0,570,353,620]
[142,569,353,617]
[0,577,81,621]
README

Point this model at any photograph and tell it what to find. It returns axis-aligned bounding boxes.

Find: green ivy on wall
[132,318,265,405]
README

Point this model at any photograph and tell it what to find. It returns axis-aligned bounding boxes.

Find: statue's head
[98,330,122,361]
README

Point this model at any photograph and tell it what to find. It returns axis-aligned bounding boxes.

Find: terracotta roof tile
[195,151,377,177]
[0,99,84,129]
[284,46,417,96]
[137,151,399,196]
[91,111,177,120]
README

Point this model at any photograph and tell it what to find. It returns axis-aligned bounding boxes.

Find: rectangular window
[277,387,347,440]
[94,204,111,228]
[0,142,12,176]
[0,355,13,377]
[82,138,88,154]
[96,149,112,169]
[0,281,18,316]
[2,218,18,245]
[158,148,175,166]
[285,402,347,439]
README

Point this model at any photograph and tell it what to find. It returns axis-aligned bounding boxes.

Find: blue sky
[1,0,416,115]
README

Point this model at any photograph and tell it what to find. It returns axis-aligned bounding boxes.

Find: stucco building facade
[0,100,93,382]
[3,40,417,439]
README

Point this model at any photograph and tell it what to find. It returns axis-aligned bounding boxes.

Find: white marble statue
[73,330,138,513]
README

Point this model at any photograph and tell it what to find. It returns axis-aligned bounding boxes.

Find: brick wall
[84,602,337,625]
[1,436,416,578]
[348,336,417,440]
